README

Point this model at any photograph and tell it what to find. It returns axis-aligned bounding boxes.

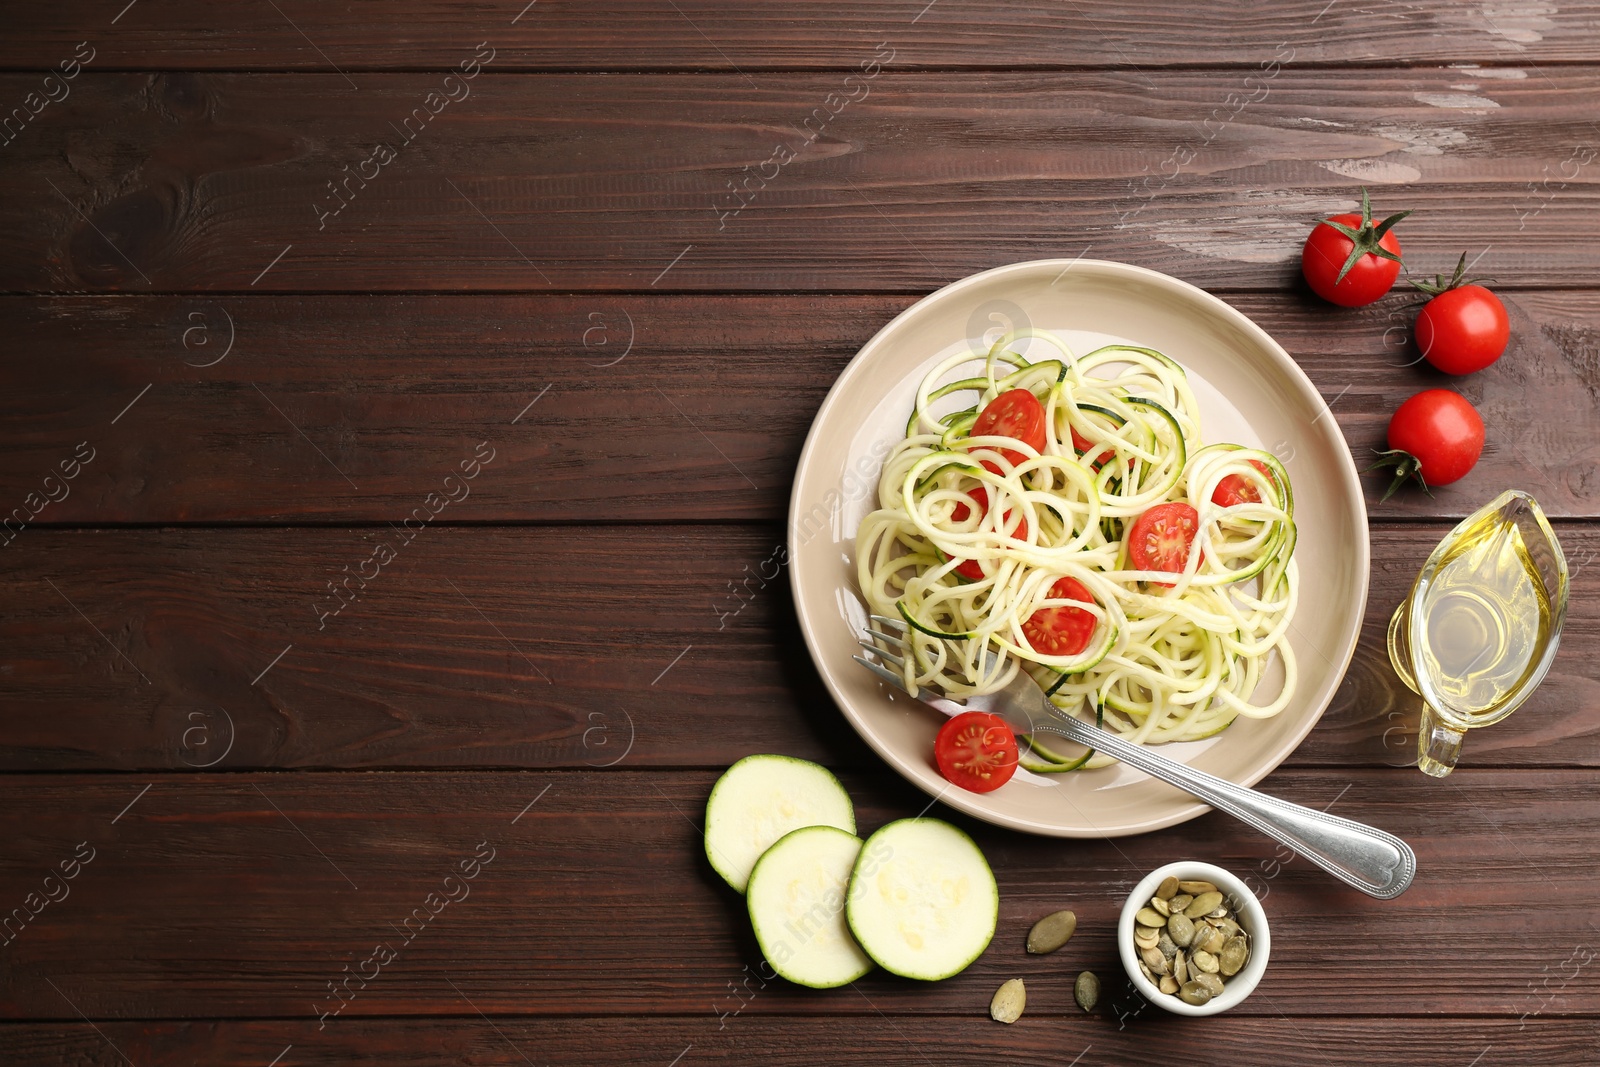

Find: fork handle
[1045,713,1416,899]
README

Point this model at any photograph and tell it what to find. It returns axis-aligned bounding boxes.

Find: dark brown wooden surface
[6,71,1600,293]
[3,3,1598,1065]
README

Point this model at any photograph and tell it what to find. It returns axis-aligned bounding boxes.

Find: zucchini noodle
[855,329,1299,769]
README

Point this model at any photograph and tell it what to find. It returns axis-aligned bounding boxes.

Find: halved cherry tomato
[949,486,1028,581]
[1211,460,1272,508]
[1128,501,1200,581]
[1023,577,1097,657]
[934,711,1018,794]
[970,389,1046,469]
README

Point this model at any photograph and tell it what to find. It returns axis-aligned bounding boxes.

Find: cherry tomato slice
[934,711,1019,794]
[1211,460,1272,508]
[949,486,1029,581]
[1128,501,1200,581]
[1023,577,1097,657]
[970,389,1046,469]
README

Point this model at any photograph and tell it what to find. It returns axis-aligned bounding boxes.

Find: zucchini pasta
[855,329,1298,769]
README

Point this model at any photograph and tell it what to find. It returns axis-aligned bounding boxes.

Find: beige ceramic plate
[788,259,1370,838]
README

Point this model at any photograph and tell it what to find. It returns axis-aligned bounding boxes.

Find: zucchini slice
[704,755,856,894]
[747,825,874,988]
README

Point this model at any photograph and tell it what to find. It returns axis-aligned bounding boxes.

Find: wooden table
[2,3,1598,1063]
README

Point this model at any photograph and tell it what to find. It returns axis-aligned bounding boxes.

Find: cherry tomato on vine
[1023,577,1097,657]
[1412,253,1510,375]
[934,711,1018,793]
[1127,501,1200,581]
[969,388,1046,468]
[1373,389,1484,499]
[1301,188,1411,307]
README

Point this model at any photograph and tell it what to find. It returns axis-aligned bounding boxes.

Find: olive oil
[1387,490,1569,777]
[1412,515,1551,727]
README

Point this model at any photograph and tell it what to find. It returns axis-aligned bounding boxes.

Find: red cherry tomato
[1023,577,1097,657]
[934,711,1019,794]
[1415,284,1509,375]
[1211,460,1272,508]
[1301,190,1411,307]
[970,389,1046,468]
[1127,501,1200,581]
[1380,389,1484,494]
[949,486,1029,581]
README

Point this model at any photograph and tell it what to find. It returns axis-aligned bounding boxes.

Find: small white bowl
[1118,861,1270,1016]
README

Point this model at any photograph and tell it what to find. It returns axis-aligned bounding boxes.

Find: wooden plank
[5,71,1600,293]
[3,1016,1598,1066]
[2,290,1598,524]
[6,2,1600,71]
[0,525,1595,771]
[0,769,1597,1019]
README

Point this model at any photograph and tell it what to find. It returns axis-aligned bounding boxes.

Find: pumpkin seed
[1220,936,1250,977]
[1166,913,1195,947]
[1157,932,1178,958]
[1159,975,1178,994]
[1194,972,1225,998]
[1135,906,1167,928]
[990,978,1026,1024]
[1141,945,1170,976]
[1173,949,1188,984]
[1191,950,1220,974]
[1139,960,1154,983]
[1179,980,1214,1006]
[1155,875,1180,900]
[1184,891,1224,918]
[1075,970,1100,1012]
[1150,896,1171,917]
[1135,927,1161,950]
[1197,927,1227,955]
[1169,893,1193,913]
[1179,879,1217,894]
[1026,909,1078,954]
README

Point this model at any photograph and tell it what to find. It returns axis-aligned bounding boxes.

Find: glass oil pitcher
[1387,490,1570,777]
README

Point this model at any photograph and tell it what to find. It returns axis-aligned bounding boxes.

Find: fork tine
[864,627,908,651]
[853,655,909,692]
[858,639,905,668]
[870,614,907,633]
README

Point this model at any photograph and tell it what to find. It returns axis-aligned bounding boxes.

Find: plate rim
[787,257,1372,838]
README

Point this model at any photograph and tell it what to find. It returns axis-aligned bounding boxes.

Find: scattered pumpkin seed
[1135,906,1167,928]
[1166,913,1195,947]
[1155,875,1180,900]
[990,978,1026,1024]
[1026,909,1078,954]
[1184,891,1225,918]
[1075,970,1100,1012]
[1179,979,1214,1006]
[1179,879,1218,894]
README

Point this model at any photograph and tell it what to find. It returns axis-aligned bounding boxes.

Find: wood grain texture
[5,2,1600,71]
[5,70,1599,293]
[2,291,1599,523]
[0,769,1597,1020]
[2,1016,1598,1066]
[1,525,1595,771]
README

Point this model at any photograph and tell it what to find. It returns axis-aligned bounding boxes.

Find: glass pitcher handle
[1417,704,1465,778]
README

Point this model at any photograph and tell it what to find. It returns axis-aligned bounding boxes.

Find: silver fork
[856,615,1416,900]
